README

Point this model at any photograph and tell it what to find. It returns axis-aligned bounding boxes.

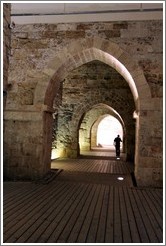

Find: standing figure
[114,135,122,157]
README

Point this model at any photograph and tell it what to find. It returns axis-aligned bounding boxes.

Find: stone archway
[39,37,160,186]
[53,85,134,160]
[5,35,161,187]
[34,37,151,108]
[78,104,126,153]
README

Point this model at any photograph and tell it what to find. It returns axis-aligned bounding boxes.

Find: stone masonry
[3,3,11,108]
[4,18,163,187]
[53,61,135,161]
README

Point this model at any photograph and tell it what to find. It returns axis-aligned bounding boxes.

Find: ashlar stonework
[4,19,163,187]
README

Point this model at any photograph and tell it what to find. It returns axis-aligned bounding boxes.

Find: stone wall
[4,19,163,186]
[6,20,162,108]
[3,3,11,108]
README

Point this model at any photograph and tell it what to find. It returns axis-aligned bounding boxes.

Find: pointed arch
[34,37,151,113]
[37,37,154,186]
[78,103,126,153]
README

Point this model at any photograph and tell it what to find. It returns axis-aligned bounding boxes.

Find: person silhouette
[114,135,122,157]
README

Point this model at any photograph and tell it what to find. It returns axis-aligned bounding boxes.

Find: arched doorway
[6,37,157,186]
[96,115,123,148]
[78,103,127,156]
[41,39,139,169]
[41,38,153,185]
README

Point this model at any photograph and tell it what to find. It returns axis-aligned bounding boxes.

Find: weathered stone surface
[135,167,162,187]
[99,30,121,38]
[4,18,163,186]
[3,3,11,107]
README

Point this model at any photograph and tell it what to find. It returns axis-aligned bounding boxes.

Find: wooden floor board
[96,185,109,243]
[122,187,141,243]
[119,187,132,243]
[128,188,150,243]
[76,185,102,243]
[132,189,159,243]
[3,183,40,207]
[4,182,70,243]
[86,185,105,243]
[37,183,83,243]
[142,189,162,241]
[16,182,74,243]
[67,184,98,243]
[4,182,64,228]
[137,189,163,242]
[148,189,163,213]
[25,184,74,243]
[105,186,114,243]
[48,184,89,243]
[3,156,163,244]
[114,186,123,243]
[4,183,57,217]
[56,184,93,243]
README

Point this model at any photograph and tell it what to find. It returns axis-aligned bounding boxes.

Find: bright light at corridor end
[51,148,61,159]
[97,115,123,147]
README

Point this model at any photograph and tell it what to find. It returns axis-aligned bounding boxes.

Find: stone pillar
[4,105,53,180]
[79,128,91,151]
[91,124,98,148]
[135,100,162,187]
[126,121,135,162]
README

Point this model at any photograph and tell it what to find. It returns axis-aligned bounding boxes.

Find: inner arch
[44,41,146,112]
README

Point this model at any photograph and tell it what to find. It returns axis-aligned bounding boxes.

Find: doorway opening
[97,115,123,148]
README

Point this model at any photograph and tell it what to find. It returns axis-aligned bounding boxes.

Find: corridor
[3,150,163,244]
[3,2,163,244]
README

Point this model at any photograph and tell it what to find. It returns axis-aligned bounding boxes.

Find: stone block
[57,23,77,31]
[135,167,163,187]
[138,156,162,168]
[66,41,83,56]
[15,32,28,39]
[77,23,93,30]
[137,84,151,99]
[113,23,128,30]
[66,31,85,39]
[139,99,155,111]
[93,37,104,50]
[99,30,121,38]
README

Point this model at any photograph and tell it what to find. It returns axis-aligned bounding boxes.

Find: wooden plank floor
[3,157,163,244]
[51,158,134,174]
